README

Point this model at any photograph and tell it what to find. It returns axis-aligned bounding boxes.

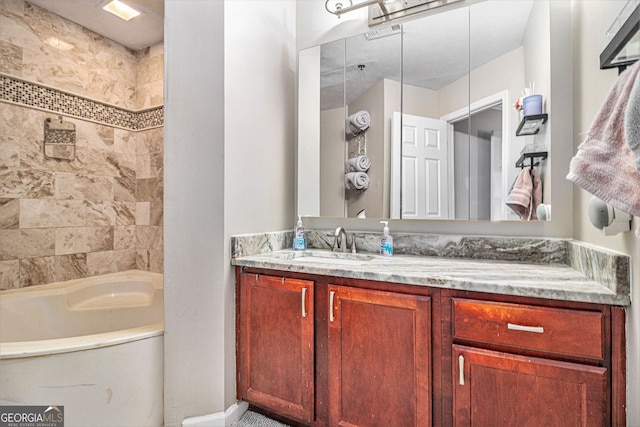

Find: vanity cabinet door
[237,273,314,424]
[327,285,432,427]
[452,345,608,427]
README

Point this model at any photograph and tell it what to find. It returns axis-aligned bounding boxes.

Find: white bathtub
[0,270,164,427]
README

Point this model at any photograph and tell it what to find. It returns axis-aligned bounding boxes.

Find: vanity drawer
[452,298,604,360]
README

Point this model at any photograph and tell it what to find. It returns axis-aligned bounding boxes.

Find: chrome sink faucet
[333,227,357,253]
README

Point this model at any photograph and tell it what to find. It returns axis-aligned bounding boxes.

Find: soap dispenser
[293,216,307,251]
[379,221,393,256]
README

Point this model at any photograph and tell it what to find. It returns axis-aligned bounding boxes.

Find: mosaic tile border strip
[0,74,163,131]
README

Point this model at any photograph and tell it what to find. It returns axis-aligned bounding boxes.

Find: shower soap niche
[44,116,76,161]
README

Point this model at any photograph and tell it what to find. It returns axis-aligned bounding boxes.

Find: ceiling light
[102,0,141,21]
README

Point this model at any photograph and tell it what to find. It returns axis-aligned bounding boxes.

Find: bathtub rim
[0,322,164,359]
[0,269,163,297]
[0,270,164,360]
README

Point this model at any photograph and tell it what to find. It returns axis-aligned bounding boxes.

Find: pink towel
[567,60,640,217]
[625,65,640,170]
[506,167,542,220]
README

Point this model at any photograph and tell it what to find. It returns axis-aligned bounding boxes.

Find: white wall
[164,1,225,425]
[571,2,639,425]
[164,1,296,425]
[224,0,296,412]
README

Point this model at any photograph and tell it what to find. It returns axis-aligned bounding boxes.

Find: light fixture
[102,0,141,21]
[325,0,464,25]
[325,0,384,18]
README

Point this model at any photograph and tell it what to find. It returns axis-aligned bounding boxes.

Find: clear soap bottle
[293,216,306,251]
[379,221,393,256]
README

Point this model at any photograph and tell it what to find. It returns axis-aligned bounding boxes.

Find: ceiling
[27,0,164,51]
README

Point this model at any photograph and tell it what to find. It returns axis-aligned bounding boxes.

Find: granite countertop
[231,231,631,306]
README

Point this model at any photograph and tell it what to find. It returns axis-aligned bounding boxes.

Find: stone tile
[135,150,163,180]
[19,199,86,228]
[114,176,136,202]
[114,248,136,271]
[136,249,149,271]
[114,152,136,179]
[150,200,163,226]
[0,141,20,168]
[54,253,88,282]
[136,177,163,202]
[136,154,151,179]
[0,169,55,198]
[0,40,22,75]
[136,202,150,225]
[136,225,162,250]
[55,226,113,255]
[86,250,116,276]
[136,127,163,155]
[0,260,20,290]
[134,248,162,272]
[148,249,163,273]
[0,198,19,229]
[85,201,116,226]
[55,172,114,201]
[113,128,136,155]
[77,149,119,177]
[114,225,135,250]
[114,201,135,226]
[0,228,55,260]
[19,254,87,287]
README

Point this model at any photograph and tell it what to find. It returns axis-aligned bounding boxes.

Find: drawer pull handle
[329,291,336,322]
[508,323,544,334]
[459,355,464,385]
[301,287,308,318]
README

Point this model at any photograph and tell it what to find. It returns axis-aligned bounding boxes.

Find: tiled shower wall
[0,1,164,289]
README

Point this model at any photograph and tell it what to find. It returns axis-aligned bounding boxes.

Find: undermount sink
[280,250,376,266]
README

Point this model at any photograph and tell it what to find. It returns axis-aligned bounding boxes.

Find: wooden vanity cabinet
[327,284,432,426]
[445,292,626,427]
[236,268,626,427]
[236,272,315,424]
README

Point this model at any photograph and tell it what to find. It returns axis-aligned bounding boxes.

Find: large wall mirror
[297,0,553,222]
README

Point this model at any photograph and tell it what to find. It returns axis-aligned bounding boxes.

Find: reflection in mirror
[297,0,551,222]
[392,6,470,220]
[343,29,401,219]
[319,39,346,217]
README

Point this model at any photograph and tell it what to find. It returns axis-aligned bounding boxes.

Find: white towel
[567,60,640,217]
[345,172,369,191]
[346,110,370,135]
[345,155,371,173]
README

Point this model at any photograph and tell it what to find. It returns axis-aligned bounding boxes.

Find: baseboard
[182,401,249,427]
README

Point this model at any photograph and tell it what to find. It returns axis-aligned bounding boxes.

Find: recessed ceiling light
[102,0,141,21]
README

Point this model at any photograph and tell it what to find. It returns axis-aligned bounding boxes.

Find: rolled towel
[345,155,371,173]
[345,172,369,191]
[346,110,370,135]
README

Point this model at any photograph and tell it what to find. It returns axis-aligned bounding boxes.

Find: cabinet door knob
[507,323,544,334]
[302,287,308,318]
[329,291,336,322]
[459,355,465,385]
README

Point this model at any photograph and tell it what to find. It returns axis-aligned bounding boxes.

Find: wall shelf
[516,114,548,136]
[600,1,639,73]
[516,151,548,168]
